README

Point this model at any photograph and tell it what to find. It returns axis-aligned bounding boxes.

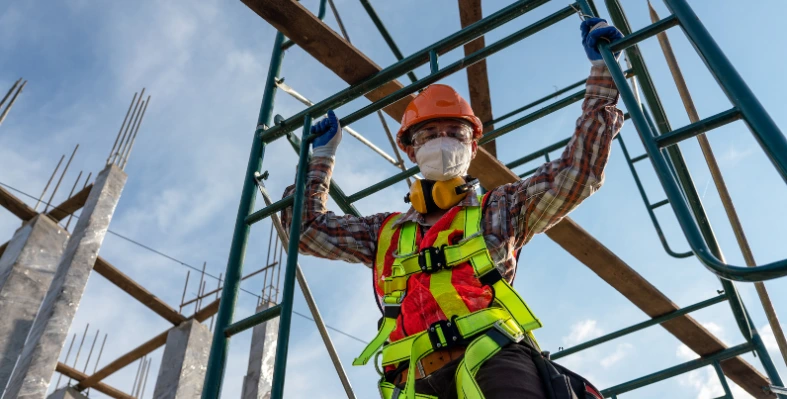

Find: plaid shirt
[282,66,623,282]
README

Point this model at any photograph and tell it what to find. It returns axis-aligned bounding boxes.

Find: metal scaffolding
[201,0,787,398]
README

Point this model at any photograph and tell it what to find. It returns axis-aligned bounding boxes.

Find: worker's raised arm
[280,111,390,268]
[486,18,625,249]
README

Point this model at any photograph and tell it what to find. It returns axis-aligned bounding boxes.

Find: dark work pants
[403,343,549,399]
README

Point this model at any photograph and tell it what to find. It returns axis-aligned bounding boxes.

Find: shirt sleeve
[485,65,625,249]
[280,156,390,268]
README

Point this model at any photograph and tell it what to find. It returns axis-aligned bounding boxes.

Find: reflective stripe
[376,214,402,296]
[430,267,470,319]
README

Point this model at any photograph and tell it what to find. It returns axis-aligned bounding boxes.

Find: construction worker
[282,18,624,399]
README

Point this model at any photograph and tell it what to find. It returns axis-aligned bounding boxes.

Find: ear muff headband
[405,177,469,214]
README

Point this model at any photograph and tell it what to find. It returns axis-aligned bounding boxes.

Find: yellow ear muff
[408,179,428,214]
[406,177,468,214]
[432,176,469,209]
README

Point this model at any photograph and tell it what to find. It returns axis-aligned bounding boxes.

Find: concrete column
[240,301,279,399]
[46,387,87,399]
[0,215,68,391]
[152,319,212,399]
[3,165,126,399]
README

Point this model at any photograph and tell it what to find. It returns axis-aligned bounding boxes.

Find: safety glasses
[410,120,474,147]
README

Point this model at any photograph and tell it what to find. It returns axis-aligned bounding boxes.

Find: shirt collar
[393,188,481,227]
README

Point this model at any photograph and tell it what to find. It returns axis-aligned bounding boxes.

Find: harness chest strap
[356,204,543,399]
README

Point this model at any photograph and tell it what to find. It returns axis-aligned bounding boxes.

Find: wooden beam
[243,0,413,121]
[239,2,770,396]
[0,185,36,220]
[76,298,220,391]
[56,362,133,399]
[94,257,187,325]
[47,184,93,222]
[546,219,773,398]
[458,0,496,157]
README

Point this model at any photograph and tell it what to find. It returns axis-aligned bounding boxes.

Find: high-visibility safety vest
[353,198,543,399]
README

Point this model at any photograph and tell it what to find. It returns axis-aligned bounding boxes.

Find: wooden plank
[458,0,496,157]
[76,298,221,391]
[47,184,93,222]
[243,0,413,121]
[243,3,770,396]
[56,362,133,399]
[94,257,187,325]
[0,185,36,220]
[546,218,773,398]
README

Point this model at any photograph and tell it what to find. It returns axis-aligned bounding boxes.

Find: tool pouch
[531,349,604,399]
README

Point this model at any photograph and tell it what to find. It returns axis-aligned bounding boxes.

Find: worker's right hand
[581,18,623,66]
[312,110,342,158]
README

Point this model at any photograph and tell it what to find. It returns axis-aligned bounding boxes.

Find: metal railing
[201,0,787,397]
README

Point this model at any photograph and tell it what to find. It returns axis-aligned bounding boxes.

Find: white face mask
[415,137,472,181]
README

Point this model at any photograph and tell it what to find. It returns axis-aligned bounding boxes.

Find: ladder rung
[650,199,669,210]
[631,153,649,163]
[246,195,294,225]
[225,304,282,337]
[655,107,741,148]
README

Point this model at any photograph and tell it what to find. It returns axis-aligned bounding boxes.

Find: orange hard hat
[396,84,483,151]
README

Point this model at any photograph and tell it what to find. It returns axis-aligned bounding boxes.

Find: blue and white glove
[311,110,342,158]
[581,18,624,66]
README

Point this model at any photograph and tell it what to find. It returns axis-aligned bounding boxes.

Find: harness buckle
[493,319,524,344]
[427,319,462,350]
[418,245,447,273]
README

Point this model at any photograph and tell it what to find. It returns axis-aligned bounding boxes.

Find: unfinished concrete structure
[3,164,127,398]
[152,320,212,399]
[241,301,279,399]
[0,215,68,390]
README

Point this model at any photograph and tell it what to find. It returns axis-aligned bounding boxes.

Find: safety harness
[354,200,543,399]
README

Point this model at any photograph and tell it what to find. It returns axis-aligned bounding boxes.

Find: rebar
[133,357,147,397]
[649,1,787,367]
[55,333,77,389]
[179,270,191,313]
[121,95,151,170]
[93,333,108,373]
[197,280,207,312]
[131,356,145,395]
[0,80,27,128]
[69,323,90,386]
[117,98,145,166]
[66,171,92,228]
[196,262,207,311]
[107,92,138,165]
[0,78,21,109]
[78,329,98,375]
[210,273,222,331]
[113,88,144,165]
[63,171,83,230]
[180,262,277,308]
[35,155,65,211]
[44,144,78,213]
[139,358,152,399]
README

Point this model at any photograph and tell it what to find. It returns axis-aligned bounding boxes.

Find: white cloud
[600,342,633,368]
[563,319,603,346]
[761,323,780,352]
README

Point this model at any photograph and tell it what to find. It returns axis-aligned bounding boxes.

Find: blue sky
[1,0,786,398]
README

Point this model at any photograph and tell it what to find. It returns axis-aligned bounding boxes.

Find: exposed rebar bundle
[0,79,27,129]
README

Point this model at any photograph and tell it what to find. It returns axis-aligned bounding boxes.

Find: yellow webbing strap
[490,278,543,332]
[356,222,417,367]
[379,382,437,399]
[403,333,436,399]
[455,335,505,399]
[355,314,398,366]
[381,308,513,366]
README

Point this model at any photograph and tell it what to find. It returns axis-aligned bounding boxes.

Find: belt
[396,346,466,383]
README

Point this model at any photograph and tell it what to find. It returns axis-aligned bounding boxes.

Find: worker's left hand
[581,18,624,66]
[312,110,342,158]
